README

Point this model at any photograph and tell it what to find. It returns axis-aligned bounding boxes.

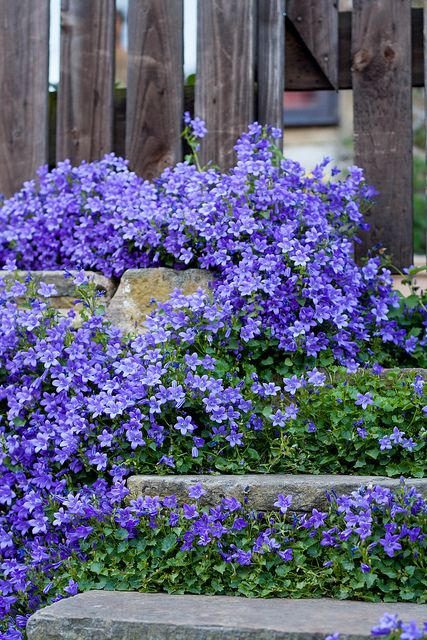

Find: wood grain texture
[57,0,114,164]
[0,0,49,196]
[257,0,285,140]
[287,0,338,89]
[424,0,427,261]
[196,0,256,169]
[352,0,413,269]
[285,8,424,91]
[126,0,183,180]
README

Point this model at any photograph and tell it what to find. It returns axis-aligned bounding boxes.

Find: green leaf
[213,563,226,575]
[88,561,104,574]
[161,533,177,553]
[114,528,129,541]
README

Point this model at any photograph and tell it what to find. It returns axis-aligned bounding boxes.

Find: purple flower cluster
[0,123,424,366]
[0,268,425,634]
[371,613,427,640]
[3,479,427,637]
[0,122,426,638]
[327,616,427,640]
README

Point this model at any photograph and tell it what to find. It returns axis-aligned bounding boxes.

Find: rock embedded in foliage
[127,474,427,512]
[106,267,213,333]
[2,269,116,313]
[27,591,427,640]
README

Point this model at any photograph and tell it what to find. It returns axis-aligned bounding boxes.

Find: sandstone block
[1,270,116,316]
[106,267,213,333]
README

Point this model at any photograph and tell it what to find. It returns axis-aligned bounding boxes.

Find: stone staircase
[26,473,427,639]
[21,268,427,639]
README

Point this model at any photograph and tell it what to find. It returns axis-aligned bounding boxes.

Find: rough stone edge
[105,267,214,333]
[127,474,427,512]
[27,592,427,640]
[1,270,117,301]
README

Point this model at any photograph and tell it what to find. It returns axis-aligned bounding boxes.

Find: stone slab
[127,474,427,512]
[1,270,116,299]
[27,591,427,640]
[106,267,213,333]
[1,270,117,321]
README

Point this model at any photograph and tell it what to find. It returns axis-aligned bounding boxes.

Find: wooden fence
[0,0,425,269]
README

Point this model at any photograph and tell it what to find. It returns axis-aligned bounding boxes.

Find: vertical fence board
[196,0,256,169]
[0,0,49,196]
[257,0,285,142]
[57,0,114,164]
[126,0,183,180]
[287,0,338,89]
[424,0,427,260]
[352,0,412,268]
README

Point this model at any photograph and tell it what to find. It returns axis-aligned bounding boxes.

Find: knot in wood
[352,48,373,72]
[383,44,396,63]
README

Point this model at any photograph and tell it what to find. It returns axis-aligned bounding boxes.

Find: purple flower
[400,621,424,640]
[379,436,393,451]
[278,548,293,561]
[371,614,400,636]
[306,509,328,529]
[174,416,196,436]
[355,392,374,409]
[188,483,206,500]
[232,548,252,566]
[283,375,303,395]
[357,426,368,439]
[379,532,402,557]
[225,431,243,447]
[64,579,79,596]
[274,494,293,514]
[37,282,57,297]
[182,503,198,520]
[412,376,424,397]
[307,368,326,387]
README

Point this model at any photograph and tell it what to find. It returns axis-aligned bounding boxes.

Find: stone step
[27,591,427,640]
[127,474,427,512]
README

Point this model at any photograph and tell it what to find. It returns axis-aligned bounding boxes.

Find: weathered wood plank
[352,0,413,269]
[57,0,114,164]
[0,0,49,195]
[196,0,256,169]
[424,0,427,261]
[287,0,338,89]
[126,0,183,180]
[257,0,285,141]
[285,8,424,91]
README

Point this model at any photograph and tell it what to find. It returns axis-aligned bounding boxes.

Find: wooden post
[0,0,49,196]
[196,0,256,169]
[126,0,183,180]
[352,0,413,269]
[57,0,115,165]
[257,0,285,143]
[424,0,427,261]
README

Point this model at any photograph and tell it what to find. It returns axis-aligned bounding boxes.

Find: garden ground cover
[0,120,426,638]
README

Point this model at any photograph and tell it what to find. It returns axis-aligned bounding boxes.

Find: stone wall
[3,266,425,333]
